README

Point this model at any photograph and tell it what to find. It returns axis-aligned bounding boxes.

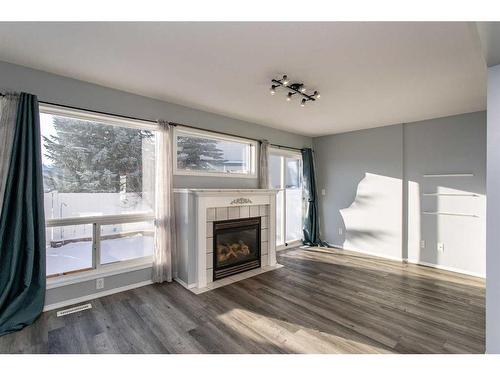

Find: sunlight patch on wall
[340,173,402,259]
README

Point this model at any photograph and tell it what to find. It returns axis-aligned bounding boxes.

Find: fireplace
[213,217,261,280]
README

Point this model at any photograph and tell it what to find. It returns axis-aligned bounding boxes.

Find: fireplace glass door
[213,217,261,280]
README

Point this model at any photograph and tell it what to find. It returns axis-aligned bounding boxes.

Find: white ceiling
[0,22,487,136]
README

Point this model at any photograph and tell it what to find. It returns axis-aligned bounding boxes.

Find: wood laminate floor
[0,247,485,354]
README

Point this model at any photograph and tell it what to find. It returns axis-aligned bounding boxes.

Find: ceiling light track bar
[271,79,317,101]
[269,74,320,106]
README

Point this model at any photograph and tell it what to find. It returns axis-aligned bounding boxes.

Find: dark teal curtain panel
[0,93,46,336]
[301,148,327,246]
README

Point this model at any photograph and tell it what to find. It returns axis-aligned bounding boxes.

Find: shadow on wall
[339,173,402,259]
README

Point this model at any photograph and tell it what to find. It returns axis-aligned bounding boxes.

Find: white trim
[43,280,153,312]
[407,259,485,278]
[422,173,474,177]
[46,212,155,227]
[40,104,159,131]
[269,148,303,249]
[174,169,257,179]
[173,126,257,178]
[329,244,485,278]
[174,277,197,290]
[188,188,279,197]
[422,211,479,218]
[276,239,303,251]
[422,193,479,197]
[46,258,152,289]
[330,244,404,262]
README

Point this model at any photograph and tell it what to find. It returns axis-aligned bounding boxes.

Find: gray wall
[0,60,312,190]
[314,111,486,276]
[404,112,486,276]
[0,60,312,307]
[487,64,500,353]
[313,124,404,260]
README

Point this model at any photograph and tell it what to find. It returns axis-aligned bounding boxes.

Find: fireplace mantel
[173,189,279,293]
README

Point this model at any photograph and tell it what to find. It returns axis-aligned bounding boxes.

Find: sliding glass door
[269,148,303,248]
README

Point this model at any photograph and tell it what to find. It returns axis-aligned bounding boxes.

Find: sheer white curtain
[152,120,176,283]
[259,140,270,189]
[0,93,19,214]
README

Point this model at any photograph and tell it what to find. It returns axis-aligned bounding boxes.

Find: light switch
[321,189,326,196]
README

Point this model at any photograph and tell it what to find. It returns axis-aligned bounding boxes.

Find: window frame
[269,147,304,249]
[173,126,258,178]
[40,104,159,284]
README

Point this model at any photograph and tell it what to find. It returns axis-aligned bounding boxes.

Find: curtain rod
[1,93,305,152]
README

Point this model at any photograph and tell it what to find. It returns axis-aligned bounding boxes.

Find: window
[270,148,303,246]
[40,105,158,278]
[174,128,256,177]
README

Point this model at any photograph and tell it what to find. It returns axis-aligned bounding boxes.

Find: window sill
[46,257,153,290]
[174,170,258,179]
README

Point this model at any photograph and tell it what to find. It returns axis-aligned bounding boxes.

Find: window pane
[46,224,93,276]
[285,189,303,242]
[285,158,300,188]
[100,221,154,265]
[176,132,253,174]
[41,113,155,219]
[269,154,282,188]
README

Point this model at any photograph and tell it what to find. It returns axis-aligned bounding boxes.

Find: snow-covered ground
[46,234,153,276]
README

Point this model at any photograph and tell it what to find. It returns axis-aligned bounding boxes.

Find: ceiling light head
[314,91,321,99]
[270,85,277,95]
[282,75,289,85]
[286,92,293,102]
[300,86,307,93]
[301,99,306,107]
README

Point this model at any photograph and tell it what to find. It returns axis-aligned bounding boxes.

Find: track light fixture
[269,74,321,107]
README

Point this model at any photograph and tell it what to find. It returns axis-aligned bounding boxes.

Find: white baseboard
[330,243,404,262]
[174,277,197,290]
[332,244,484,278]
[407,259,485,278]
[43,280,153,312]
[276,240,303,252]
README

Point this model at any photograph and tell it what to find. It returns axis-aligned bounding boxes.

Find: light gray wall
[0,60,312,190]
[404,112,486,276]
[0,60,312,307]
[313,124,404,260]
[313,111,486,276]
[487,64,500,353]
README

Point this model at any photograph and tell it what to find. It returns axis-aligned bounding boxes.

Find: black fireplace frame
[213,216,261,281]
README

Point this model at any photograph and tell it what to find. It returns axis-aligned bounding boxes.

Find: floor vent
[56,303,92,317]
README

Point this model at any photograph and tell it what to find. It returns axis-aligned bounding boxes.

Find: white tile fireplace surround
[174,189,281,294]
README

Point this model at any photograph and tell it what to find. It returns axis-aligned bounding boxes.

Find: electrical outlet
[437,242,444,253]
[96,278,104,290]
[338,227,343,235]
[420,240,425,249]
